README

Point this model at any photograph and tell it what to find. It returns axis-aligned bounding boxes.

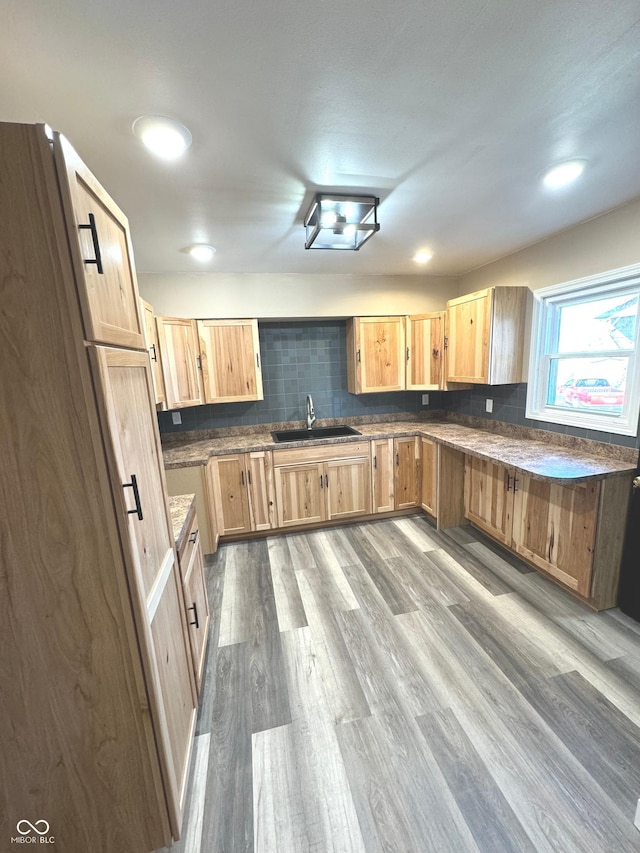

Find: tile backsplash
[157,319,639,450]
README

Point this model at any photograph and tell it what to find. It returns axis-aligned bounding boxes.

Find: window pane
[557,293,638,353]
[548,356,628,413]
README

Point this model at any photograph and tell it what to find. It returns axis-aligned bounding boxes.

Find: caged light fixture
[304,193,380,250]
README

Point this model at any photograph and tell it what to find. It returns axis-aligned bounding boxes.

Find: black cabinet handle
[247,469,252,486]
[78,213,104,274]
[196,355,202,370]
[189,529,198,545]
[396,453,400,467]
[256,353,260,368]
[325,474,329,488]
[149,344,157,362]
[320,475,324,489]
[241,470,245,486]
[443,335,448,350]
[123,474,143,520]
[506,473,512,492]
[513,476,519,493]
[188,602,199,629]
[406,347,410,361]
[357,349,361,362]
[373,455,377,469]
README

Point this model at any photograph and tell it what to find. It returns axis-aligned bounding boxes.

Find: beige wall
[458,198,640,295]
[137,272,459,319]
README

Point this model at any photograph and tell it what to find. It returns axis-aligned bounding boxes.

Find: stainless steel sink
[271,425,361,442]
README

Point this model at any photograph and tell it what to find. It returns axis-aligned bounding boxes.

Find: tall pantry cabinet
[0,123,196,852]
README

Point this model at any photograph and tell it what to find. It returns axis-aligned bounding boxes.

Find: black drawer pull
[188,602,199,629]
[78,213,104,274]
[189,529,198,545]
[149,344,157,362]
[123,474,143,520]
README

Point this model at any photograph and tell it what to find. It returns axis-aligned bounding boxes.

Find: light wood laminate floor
[160,516,640,853]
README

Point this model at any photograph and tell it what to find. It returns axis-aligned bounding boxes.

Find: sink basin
[271,425,361,442]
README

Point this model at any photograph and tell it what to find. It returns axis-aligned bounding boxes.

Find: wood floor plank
[304,530,360,611]
[285,532,318,572]
[518,670,640,815]
[196,556,226,736]
[295,570,370,724]
[278,626,368,852]
[267,536,308,632]
[398,607,640,853]
[336,600,442,718]
[343,525,419,615]
[218,542,254,647]
[416,709,538,853]
[201,643,254,853]
[430,533,516,596]
[448,600,565,692]
[391,514,441,551]
[337,711,482,853]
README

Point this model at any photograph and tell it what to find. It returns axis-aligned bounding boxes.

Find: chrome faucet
[306,394,316,430]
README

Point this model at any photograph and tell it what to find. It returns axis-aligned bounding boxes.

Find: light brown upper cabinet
[156,317,204,409]
[347,313,466,393]
[445,286,528,384]
[55,134,145,350]
[141,299,167,409]
[347,316,406,393]
[406,313,445,390]
[197,319,263,403]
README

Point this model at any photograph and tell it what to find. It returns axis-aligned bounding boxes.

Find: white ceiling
[3,1,640,276]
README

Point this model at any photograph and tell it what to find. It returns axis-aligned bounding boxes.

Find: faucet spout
[306,394,316,430]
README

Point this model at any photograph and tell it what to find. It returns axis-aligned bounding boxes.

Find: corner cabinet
[445,286,528,384]
[0,123,196,852]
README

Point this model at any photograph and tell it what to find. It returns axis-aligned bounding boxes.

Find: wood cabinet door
[420,437,438,517]
[208,455,251,535]
[141,299,167,409]
[350,317,405,393]
[90,347,196,834]
[446,289,492,383]
[406,314,444,389]
[394,437,420,509]
[274,463,326,527]
[182,524,210,693]
[464,455,513,545]
[247,450,276,530]
[198,319,264,403]
[371,438,395,513]
[326,457,371,520]
[511,475,599,597]
[156,317,204,409]
[55,134,145,349]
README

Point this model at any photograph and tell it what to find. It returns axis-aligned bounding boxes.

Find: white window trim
[526,262,640,437]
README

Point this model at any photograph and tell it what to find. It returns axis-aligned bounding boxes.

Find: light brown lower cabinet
[394,436,421,509]
[371,437,395,512]
[176,506,210,692]
[208,451,276,535]
[464,454,606,602]
[273,442,371,528]
[420,436,438,518]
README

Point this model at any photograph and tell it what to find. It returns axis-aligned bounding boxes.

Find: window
[526,263,640,436]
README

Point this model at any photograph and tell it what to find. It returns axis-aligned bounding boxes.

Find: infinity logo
[16,820,50,836]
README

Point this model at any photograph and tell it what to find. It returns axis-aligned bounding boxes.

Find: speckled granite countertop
[167,493,195,547]
[162,419,637,483]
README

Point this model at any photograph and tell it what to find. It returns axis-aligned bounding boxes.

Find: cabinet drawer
[273,441,370,466]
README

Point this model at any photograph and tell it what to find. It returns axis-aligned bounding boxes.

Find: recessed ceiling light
[132,115,192,160]
[187,244,216,262]
[542,159,587,189]
[413,250,433,264]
